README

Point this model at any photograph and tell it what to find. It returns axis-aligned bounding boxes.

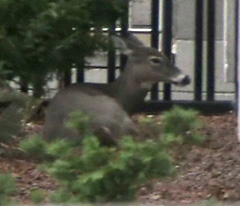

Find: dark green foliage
[20,133,174,202]
[0,174,16,205]
[46,139,74,159]
[161,106,205,145]
[0,173,16,194]
[50,188,74,203]
[45,136,174,202]
[20,134,81,161]
[0,103,23,143]
[161,133,183,146]
[19,135,47,159]
[29,189,45,204]
[66,111,92,135]
[0,0,127,88]
[19,107,206,203]
[0,92,43,144]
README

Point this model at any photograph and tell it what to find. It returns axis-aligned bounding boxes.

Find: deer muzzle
[172,74,191,86]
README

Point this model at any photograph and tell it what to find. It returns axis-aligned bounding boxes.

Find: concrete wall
[172,0,235,101]
[130,0,151,27]
[130,0,235,101]
[173,0,224,40]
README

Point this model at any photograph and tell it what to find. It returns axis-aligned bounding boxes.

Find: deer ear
[122,32,145,47]
[111,35,133,55]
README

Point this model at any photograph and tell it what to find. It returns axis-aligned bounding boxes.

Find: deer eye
[150,57,162,64]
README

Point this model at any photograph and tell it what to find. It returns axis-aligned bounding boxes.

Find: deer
[43,32,190,144]
[65,32,190,114]
[43,86,137,145]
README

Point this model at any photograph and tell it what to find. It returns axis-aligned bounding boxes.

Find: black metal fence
[62,0,236,114]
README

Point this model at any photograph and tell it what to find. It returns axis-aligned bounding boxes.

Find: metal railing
[22,0,235,114]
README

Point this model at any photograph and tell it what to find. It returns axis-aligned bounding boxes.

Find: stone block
[173,0,224,40]
[174,40,235,98]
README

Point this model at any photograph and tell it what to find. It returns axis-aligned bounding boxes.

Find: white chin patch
[172,74,186,83]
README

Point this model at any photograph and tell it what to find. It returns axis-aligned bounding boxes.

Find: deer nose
[181,75,191,85]
[172,74,191,86]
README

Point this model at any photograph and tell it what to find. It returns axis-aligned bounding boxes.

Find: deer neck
[110,62,150,114]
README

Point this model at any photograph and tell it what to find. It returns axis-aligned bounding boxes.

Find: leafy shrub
[161,106,205,145]
[65,111,92,135]
[0,103,23,143]
[19,132,173,203]
[45,136,174,202]
[0,174,16,205]
[0,95,41,144]
[19,108,205,203]
[46,139,75,159]
[29,189,45,204]
[19,135,47,159]
[161,133,183,146]
[50,188,74,203]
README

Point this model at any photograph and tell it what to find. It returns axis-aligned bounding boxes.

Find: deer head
[112,33,190,90]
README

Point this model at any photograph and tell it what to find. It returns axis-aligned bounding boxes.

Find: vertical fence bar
[77,59,85,83]
[162,0,173,101]
[234,0,240,102]
[20,78,28,94]
[236,0,240,141]
[235,0,239,104]
[108,24,116,83]
[150,0,160,101]
[33,76,45,98]
[194,0,204,101]
[120,2,129,71]
[206,0,216,101]
[64,69,71,87]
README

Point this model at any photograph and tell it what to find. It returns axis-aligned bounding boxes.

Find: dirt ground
[138,113,240,205]
[0,112,239,205]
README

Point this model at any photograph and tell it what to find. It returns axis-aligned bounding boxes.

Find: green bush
[161,133,183,146]
[19,108,206,203]
[46,139,75,159]
[22,134,172,203]
[19,135,47,159]
[29,189,45,204]
[0,103,23,143]
[46,136,174,202]
[50,188,74,203]
[161,106,205,145]
[0,174,16,205]
[66,111,92,135]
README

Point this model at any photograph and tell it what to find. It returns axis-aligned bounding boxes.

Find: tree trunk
[33,76,45,98]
